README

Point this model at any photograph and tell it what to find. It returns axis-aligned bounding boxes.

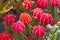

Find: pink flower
[3,14,16,26]
[33,25,46,37]
[40,13,53,25]
[57,0,60,8]
[0,32,15,40]
[36,0,48,8]
[58,4,60,8]
[32,8,43,20]
[12,21,25,34]
[50,0,60,7]
[22,0,34,10]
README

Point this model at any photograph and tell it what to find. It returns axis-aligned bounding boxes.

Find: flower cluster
[32,8,53,25]
[2,0,58,40]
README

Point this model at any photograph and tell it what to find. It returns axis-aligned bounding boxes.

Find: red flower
[33,25,46,37]
[22,0,34,10]
[20,13,32,25]
[0,32,14,40]
[36,0,48,8]
[3,14,16,26]
[50,0,60,7]
[32,8,43,20]
[12,21,25,34]
[40,13,53,25]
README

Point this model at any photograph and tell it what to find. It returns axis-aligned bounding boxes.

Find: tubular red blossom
[12,21,25,34]
[0,32,15,40]
[3,14,16,26]
[36,0,48,8]
[32,8,44,20]
[33,25,46,37]
[20,13,32,25]
[40,13,53,25]
[22,0,34,10]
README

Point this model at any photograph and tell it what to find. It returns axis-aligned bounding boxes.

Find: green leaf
[5,25,13,34]
[50,28,57,35]
[13,33,25,40]
[50,22,60,40]
[24,26,31,36]
[31,17,39,26]
[50,7,58,19]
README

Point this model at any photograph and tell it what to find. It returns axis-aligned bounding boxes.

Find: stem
[24,24,31,36]
[34,37,42,40]
[54,22,60,40]
[51,7,58,19]
[38,38,42,40]
[57,22,60,30]
[29,24,34,30]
